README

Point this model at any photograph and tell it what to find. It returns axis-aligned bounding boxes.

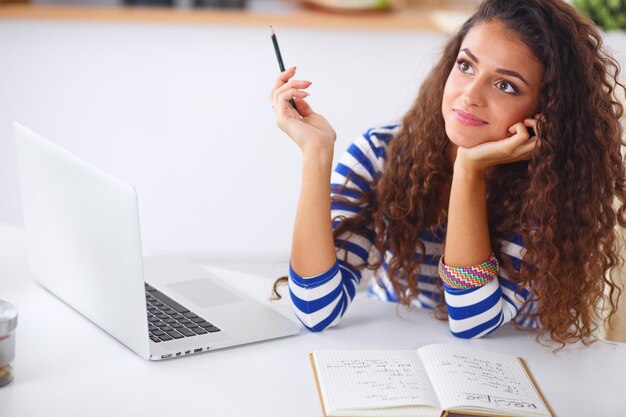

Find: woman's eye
[497,80,518,94]
[457,59,474,74]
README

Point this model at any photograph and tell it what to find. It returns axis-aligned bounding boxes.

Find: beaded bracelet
[438,253,499,290]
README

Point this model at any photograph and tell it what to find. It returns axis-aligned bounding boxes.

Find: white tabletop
[0,223,623,417]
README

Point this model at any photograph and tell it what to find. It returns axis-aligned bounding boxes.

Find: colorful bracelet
[438,253,499,290]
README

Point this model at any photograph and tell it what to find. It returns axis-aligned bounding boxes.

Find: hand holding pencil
[269,27,336,154]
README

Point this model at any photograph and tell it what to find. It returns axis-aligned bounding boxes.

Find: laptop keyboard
[145,283,221,343]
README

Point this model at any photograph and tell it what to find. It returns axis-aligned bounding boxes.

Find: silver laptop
[14,122,300,360]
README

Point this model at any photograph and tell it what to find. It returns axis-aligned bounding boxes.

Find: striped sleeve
[288,125,398,332]
[443,235,538,339]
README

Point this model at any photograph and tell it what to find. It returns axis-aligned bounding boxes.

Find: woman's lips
[454,109,487,126]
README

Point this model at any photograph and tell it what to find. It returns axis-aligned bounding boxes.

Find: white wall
[0,20,445,261]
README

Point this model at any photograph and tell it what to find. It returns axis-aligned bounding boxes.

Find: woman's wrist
[453,152,488,180]
[302,144,335,167]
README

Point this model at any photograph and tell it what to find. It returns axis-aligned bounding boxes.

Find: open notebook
[309,344,554,417]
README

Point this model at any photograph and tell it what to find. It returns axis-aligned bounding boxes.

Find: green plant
[573,0,626,31]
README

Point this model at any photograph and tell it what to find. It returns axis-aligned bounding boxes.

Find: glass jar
[0,300,18,387]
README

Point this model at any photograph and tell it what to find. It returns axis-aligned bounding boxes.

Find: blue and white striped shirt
[288,125,540,338]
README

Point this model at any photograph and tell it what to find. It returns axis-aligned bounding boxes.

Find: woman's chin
[446,127,500,148]
[447,134,482,148]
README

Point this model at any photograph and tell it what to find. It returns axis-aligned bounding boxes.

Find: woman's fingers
[518,139,540,162]
[269,66,296,100]
[519,135,540,156]
[269,67,310,105]
[524,117,539,136]
[508,122,531,145]
[292,95,313,117]
[508,114,542,135]
[525,118,537,128]
[272,79,311,107]
[279,66,296,81]
[269,66,315,121]
[510,122,541,161]
[276,88,309,114]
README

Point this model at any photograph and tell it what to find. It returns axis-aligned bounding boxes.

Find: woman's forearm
[444,158,492,267]
[290,148,338,277]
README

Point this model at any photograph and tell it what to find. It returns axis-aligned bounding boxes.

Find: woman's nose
[462,79,486,107]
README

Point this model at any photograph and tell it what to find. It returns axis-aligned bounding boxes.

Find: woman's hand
[455,114,542,175]
[270,67,336,154]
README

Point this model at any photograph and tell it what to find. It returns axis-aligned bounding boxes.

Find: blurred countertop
[0,0,479,31]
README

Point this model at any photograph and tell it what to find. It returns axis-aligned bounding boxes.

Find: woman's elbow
[447,313,504,339]
[297,314,338,333]
[449,328,491,339]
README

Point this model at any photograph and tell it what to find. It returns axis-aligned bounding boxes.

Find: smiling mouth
[453,109,487,126]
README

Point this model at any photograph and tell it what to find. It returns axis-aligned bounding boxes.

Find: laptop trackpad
[168,279,242,308]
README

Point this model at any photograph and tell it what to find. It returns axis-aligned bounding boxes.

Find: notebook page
[418,344,551,416]
[313,350,440,414]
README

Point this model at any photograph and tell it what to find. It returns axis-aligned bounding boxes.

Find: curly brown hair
[332,0,626,347]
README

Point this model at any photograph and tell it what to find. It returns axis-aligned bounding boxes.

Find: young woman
[269,0,626,346]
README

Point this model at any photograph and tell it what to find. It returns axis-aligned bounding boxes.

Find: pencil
[270,26,298,111]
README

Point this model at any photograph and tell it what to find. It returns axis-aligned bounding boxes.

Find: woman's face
[441,21,544,149]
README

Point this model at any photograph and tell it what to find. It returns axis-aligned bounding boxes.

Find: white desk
[0,223,623,417]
